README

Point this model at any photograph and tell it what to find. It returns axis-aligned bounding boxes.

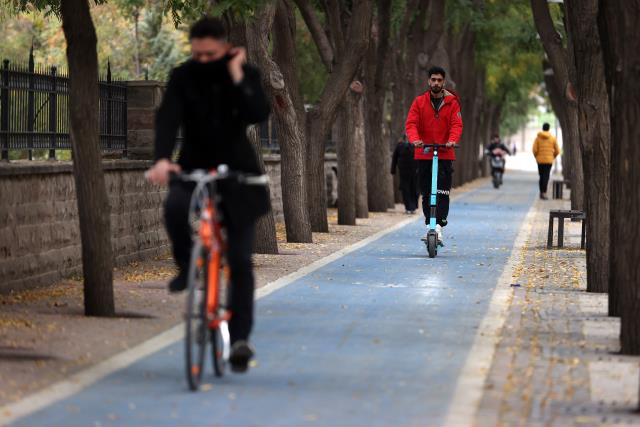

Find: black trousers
[418,159,453,227]
[164,182,256,343]
[399,173,419,211]
[537,163,552,194]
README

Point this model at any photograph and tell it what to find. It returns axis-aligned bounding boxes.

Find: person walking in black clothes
[391,136,419,214]
[145,17,270,373]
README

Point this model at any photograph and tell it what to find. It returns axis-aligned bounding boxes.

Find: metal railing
[0,52,127,161]
[258,120,336,154]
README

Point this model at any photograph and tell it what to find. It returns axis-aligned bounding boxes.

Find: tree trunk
[247,125,279,254]
[543,60,573,185]
[296,0,373,232]
[566,0,611,294]
[269,0,313,243]
[336,86,360,225]
[354,95,369,218]
[599,0,640,352]
[364,0,393,212]
[243,5,280,254]
[531,0,585,211]
[60,0,115,316]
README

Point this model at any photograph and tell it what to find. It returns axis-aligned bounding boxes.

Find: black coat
[391,142,418,181]
[154,59,272,226]
[155,59,270,172]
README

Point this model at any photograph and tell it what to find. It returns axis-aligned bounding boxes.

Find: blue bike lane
[11,174,537,427]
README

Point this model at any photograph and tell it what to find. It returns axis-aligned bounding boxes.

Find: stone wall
[0,161,167,293]
[0,154,337,293]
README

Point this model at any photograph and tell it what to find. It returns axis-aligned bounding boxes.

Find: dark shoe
[540,193,548,200]
[229,341,255,373]
[168,270,188,293]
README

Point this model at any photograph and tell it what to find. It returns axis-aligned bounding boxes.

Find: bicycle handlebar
[170,166,269,186]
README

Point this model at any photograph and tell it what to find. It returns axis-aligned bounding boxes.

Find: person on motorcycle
[485,134,511,187]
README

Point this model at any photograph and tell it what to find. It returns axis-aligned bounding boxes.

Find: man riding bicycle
[405,66,463,246]
[146,17,270,373]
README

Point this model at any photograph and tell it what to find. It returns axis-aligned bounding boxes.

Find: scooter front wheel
[426,232,438,258]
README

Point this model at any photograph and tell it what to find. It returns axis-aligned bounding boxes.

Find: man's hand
[445,141,456,148]
[145,159,181,186]
[228,47,247,84]
[412,140,424,148]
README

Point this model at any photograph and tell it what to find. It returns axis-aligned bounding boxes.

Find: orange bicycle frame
[198,195,231,329]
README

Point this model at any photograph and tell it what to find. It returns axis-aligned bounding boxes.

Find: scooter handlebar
[421,143,459,148]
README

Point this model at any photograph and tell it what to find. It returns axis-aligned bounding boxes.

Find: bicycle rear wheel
[185,240,208,391]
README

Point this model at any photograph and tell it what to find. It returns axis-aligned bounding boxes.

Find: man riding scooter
[485,134,511,188]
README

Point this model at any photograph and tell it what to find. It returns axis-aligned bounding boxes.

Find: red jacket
[405,89,463,160]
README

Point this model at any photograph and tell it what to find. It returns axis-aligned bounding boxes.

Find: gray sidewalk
[477,192,640,427]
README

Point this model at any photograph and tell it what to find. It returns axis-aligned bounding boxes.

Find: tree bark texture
[247,123,279,254]
[61,0,115,317]
[598,0,640,353]
[364,0,394,212]
[243,5,280,254]
[566,0,611,294]
[336,87,359,225]
[269,0,314,243]
[354,95,369,218]
[388,0,421,146]
[447,22,482,187]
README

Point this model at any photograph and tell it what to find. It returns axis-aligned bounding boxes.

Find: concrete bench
[547,209,586,249]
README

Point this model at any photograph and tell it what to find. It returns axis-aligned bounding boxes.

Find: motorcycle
[486,148,507,189]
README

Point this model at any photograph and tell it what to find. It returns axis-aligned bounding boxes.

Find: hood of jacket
[537,131,553,140]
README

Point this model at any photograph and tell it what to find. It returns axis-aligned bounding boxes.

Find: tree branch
[292,0,335,70]
[313,0,372,126]
[530,0,573,98]
[325,0,346,56]
[373,0,392,93]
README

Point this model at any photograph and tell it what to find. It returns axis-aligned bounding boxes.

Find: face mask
[192,55,231,78]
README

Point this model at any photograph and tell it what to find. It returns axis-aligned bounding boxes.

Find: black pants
[399,173,419,211]
[418,159,453,227]
[537,163,552,194]
[164,182,256,343]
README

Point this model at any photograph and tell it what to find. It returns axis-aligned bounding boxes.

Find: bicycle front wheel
[185,240,208,391]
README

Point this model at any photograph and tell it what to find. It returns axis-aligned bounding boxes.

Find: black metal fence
[0,54,127,161]
[258,120,336,154]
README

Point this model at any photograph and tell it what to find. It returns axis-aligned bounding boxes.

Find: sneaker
[405,210,411,215]
[168,269,188,293]
[229,340,255,373]
[436,224,444,246]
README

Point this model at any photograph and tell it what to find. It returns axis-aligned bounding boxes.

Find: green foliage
[0,3,189,79]
[165,0,267,25]
[472,0,545,135]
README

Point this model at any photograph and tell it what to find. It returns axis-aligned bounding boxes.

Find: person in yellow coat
[532,123,560,200]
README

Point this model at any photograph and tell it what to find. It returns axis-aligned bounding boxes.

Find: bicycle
[420,143,458,258]
[173,166,268,391]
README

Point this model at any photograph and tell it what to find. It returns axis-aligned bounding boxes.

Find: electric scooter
[421,143,457,258]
